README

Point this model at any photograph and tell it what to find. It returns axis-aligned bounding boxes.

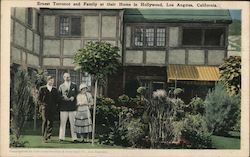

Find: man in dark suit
[38,76,58,143]
[58,72,78,143]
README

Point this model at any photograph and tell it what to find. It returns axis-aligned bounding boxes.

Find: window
[204,28,225,46]
[36,13,40,32]
[134,28,143,46]
[145,28,154,46]
[133,27,166,47]
[156,28,166,46]
[182,27,225,47]
[47,69,82,87]
[47,69,57,86]
[27,8,33,27]
[182,28,202,45]
[69,70,81,87]
[59,16,81,36]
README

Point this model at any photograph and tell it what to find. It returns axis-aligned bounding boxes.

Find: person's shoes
[72,140,80,143]
[43,139,48,143]
[59,139,64,144]
[80,139,85,143]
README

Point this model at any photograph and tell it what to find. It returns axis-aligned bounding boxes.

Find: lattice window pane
[47,69,57,86]
[27,8,33,27]
[134,28,143,46]
[71,17,81,36]
[145,28,154,46]
[60,17,70,35]
[156,28,166,46]
[70,70,81,87]
[57,69,68,87]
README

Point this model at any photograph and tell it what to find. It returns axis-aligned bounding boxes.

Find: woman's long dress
[74,93,92,134]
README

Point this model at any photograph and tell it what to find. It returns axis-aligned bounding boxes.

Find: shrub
[204,82,240,136]
[187,97,205,115]
[137,87,147,96]
[173,114,212,149]
[144,90,177,148]
[10,135,28,147]
[10,67,34,147]
[126,118,146,147]
[96,103,134,147]
[117,94,130,105]
[219,56,241,96]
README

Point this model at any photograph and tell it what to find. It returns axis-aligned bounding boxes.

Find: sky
[229,10,241,20]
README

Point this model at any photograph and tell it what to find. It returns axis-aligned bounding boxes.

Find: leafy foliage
[173,114,212,148]
[186,97,205,115]
[10,135,29,147]
[204,82,240,136]
[125,118,146,147]
[219,56,241,96]
[73,41,121,80]
[144,90,178,148]
[10,67,34,147]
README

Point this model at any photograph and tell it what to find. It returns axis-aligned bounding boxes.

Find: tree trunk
[91,79,98,145]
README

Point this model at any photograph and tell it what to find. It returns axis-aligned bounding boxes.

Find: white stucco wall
[27,53,39,66]
[34,34,40,54]
[188,50,205,65]
[169,27,179,47]
[146,51,165,64]
[125,50,143,64]
[63,58,74,66]
[14,22,25,47]
[43,58,60,66]
[63,40,81,56]
[101,16,117,38]
[15,8,26,23]
[43,40,60,56]
[26,29,33,51]
[168,49,186,64]
[84,16,99,37]
[44,16,55,36]
[11,47,21,62]
[208,50,225,65]
[125,26,131,48]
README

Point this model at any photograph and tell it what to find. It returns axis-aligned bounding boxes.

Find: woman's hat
[79,83,88,91]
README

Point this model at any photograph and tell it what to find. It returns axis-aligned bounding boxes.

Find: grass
[211,131,240,149]
[13,121,240,149]
[14,121,123,149]
[20,135,123,149]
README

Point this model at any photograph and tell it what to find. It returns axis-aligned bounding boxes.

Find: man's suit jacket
[58,82,78,111]
[38,85,58,118]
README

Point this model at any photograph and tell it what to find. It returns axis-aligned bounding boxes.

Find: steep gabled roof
[124,9,232,24]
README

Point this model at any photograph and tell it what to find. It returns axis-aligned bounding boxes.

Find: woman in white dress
[74,83,93,143]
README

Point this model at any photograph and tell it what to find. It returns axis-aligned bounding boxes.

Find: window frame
[27,8,33,28]
[181,26,226,48]
[59,16,82,37]
[46,68,90,88]
[131,25,166,49]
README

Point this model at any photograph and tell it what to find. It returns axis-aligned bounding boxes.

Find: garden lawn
[211,135,240,149]
[21,135,123,149]
[18,122,123,149]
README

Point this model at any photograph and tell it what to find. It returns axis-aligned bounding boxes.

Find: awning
[167,64,220,82]
[124,9,232,24]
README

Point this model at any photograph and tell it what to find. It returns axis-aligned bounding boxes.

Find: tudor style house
[10,8,232,102]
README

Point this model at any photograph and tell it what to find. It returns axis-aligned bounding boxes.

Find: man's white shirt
[47,84,53,92]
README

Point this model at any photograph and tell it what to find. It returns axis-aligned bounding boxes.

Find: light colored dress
[74,92,93,134]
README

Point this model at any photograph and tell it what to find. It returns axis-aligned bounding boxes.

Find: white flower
[152,89,167,99]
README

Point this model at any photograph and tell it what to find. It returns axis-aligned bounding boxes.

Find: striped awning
[167,64,220,82]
